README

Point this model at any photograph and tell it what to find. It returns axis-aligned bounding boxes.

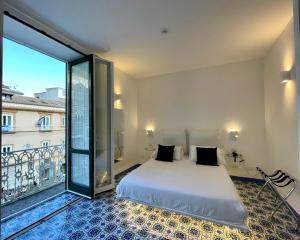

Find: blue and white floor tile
[5,166,300,240]
[1,192,79,239]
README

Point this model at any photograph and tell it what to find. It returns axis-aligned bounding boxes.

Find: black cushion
[196,147,218,166]
[155,144,175,162]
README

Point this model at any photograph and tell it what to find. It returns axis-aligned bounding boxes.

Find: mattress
[116,157,248,230]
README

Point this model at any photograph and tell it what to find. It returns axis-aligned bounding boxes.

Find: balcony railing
[1,125,15,133]
[1,145,65,206]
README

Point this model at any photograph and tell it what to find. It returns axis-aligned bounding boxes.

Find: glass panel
[95,60,111,188]
[71,153,89,187]
[71,62,90,150]
[7,116,11,126]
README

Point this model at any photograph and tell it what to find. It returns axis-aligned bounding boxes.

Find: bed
[116,157,247,230]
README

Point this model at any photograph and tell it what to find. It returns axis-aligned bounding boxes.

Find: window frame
[2,112,14,130]
[41,140,51,148]
[2,144,13,154]
[39,114,51,131]
[62,114,65,127]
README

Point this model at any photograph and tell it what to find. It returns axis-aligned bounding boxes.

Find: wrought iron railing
[1,145,65,205]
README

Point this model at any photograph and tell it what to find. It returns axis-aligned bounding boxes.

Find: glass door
[94,57,114,194]
[68,55,94,198]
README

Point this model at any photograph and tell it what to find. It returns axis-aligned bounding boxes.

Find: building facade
[1,86,66,204]
[2,85,65,152]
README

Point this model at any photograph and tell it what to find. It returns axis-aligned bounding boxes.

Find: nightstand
[225,153,259,178]
[144,145,155,159]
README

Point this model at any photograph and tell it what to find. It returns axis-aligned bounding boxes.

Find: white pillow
[189,145,226,165]
[152,145,183,161]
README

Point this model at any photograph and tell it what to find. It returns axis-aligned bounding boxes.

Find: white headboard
[187,129,220,148]
[161,129,188,154]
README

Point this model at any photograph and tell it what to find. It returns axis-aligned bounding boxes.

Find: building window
[23,144,33,149]
[41,140,50,148]
[38,115,51,130]
[2,113,14,132]
[62,115,65,127]
[2,144,13,154]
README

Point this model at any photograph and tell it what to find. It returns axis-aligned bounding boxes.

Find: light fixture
[281,70,292,84]
[229,131,239,141]
[146,129,154,136]
[115,93,121,101]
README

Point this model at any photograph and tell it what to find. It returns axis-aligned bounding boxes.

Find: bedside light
[229,131,239,141]
[146,129,154,136]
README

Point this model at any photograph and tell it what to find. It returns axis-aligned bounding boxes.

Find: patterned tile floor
[1,192,79,239]
[5,166,300,240]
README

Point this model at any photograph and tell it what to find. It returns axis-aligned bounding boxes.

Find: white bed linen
[116,157,247,230]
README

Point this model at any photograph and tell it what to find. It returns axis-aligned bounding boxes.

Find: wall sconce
[281,70,292,84]
[115,93,121,101]
[229,131,239,141]
[146,129,154,136]
[114,93,122,109]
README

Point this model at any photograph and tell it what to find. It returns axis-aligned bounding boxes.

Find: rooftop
[3,95,65,108]
[2,84,24,96]
[2,85,65,109]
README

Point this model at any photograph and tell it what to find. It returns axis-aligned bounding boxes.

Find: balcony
[1,145,65,208]
[39,126,52,132]
[1,125,16,134]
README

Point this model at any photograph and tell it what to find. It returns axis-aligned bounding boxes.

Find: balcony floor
[1,183,65,219]
[1,190,80,239]
[2,166,300,240]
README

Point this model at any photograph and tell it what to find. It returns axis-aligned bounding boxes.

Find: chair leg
[271,201,284,218]
[257,181,269,199]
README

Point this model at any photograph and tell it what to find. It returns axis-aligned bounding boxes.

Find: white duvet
[116,158,248,230]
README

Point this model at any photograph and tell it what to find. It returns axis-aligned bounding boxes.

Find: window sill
[39,129,52,132]
[2,131,16,134]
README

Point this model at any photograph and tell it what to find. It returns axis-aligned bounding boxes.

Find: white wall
[114,67,138,173]
[137,59,266,167]
[263,20,299,178]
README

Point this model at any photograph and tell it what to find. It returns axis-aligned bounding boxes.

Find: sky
[3,38,66,97]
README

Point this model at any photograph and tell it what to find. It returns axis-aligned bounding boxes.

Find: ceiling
[4,16,83,62]
[7,0,293,79]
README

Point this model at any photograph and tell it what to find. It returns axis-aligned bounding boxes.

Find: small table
[225,154,259,178]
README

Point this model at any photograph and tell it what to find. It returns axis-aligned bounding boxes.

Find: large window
[1,37,66,224]
[1,13,84,239]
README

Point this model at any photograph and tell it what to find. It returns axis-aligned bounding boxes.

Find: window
[2,144,13,154]
[62,115,65,127]
[39,115,51,130]
[23,144,33,149]
[2,113,14,132]
[41,140,50,148]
